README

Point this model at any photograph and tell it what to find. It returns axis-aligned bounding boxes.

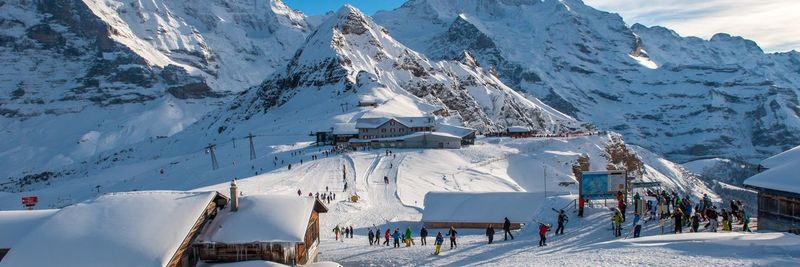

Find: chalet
[350,131,462,149]
[422,192,543,230]
[355,116,435,140]
[331,123,359,145]
[193,191,329,265]
[506,126,533,138]
[436,123,477,145]
[744,145,800,233]
[0,190,229,267]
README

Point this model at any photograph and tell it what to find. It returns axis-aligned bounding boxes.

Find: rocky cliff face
[212,5,585,135]
[0,0,310,176]
[374,0,800,162]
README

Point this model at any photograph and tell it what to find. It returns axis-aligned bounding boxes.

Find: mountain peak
[333,4,371,35]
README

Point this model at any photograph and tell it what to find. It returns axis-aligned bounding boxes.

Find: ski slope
[2,133,796,266]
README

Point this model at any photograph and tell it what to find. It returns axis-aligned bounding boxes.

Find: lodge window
[381,129,386,133]
[400,128,405,132]
[781,199,794,217]
[390,121,396,126]
[390,128,395,133]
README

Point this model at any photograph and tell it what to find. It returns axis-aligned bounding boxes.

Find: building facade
[356,117,434,140]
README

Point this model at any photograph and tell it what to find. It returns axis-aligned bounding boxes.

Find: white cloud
[584,0,800,52]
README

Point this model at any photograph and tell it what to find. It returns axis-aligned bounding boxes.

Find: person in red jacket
[538,223,551,247]
[384,229,391,246]
[578,196,586,217]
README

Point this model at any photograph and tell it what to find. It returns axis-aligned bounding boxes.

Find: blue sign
[580,170,627,200]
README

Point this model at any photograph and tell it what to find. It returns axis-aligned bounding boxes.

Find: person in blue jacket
[392,228,402,248]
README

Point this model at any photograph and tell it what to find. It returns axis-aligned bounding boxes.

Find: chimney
[230,179,239,212]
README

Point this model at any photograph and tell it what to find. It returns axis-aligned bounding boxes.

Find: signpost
[22,196,38,210]
[579,170,627,200]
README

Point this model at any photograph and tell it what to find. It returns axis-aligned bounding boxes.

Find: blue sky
[283,0,406,16]
[283,0,798,52]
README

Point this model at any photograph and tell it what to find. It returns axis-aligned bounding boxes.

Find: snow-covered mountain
[0,0,310,176]
[374,0,800,162]
[211,5,586,135]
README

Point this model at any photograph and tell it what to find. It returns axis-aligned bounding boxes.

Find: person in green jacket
[612,211,623,237]
[333,225,342,241]
[405,227,415,246]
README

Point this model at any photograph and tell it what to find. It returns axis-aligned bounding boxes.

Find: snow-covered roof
[760,145,800,169]
[355,116,434,129]
[0,209,58,248]
[0,191,220,267]
[332,123,358,135]
[507,126,531,133]
[436,123,476,138]
[422,192,543,224]
[745,145,800,194]
[199,194,327,244]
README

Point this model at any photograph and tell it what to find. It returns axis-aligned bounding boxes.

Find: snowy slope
[0,0,310,178]
[374,0,800,162]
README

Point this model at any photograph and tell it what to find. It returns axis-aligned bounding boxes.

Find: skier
[392,228,401,248]
[707,207,719,232]
[730,199,740,223]
[556,210,569,235]
[404,227,414,247]
[344,226,350,240]
[434,232,445,255]
[447,226,458,249]
[384,176,389,184]
[384,229,391,246]
[333,225,342,241]
[368,228,375,245]
[633,192,641,213]
[632,213,642,238]
[288,163,292,170]
[742,210,752,232]
[375,228,381,246]
[349,226,354,238]
[691,213,701,232]
[721,209,731,231]
[612,210,623,237]
[578,195,585,217]
[486,224,495,244]
[420,226,429,246]
[297,189,302,196]
[672,207,684,234]
[503,217,514,240]
[538,223,551,246]
[619,201,627,222]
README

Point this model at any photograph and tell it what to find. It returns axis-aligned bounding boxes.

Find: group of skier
[610,190,753,237]
[360,225,456,255]
[332,225,354,241]
[330,191,752,256]
[297,187,336,204]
